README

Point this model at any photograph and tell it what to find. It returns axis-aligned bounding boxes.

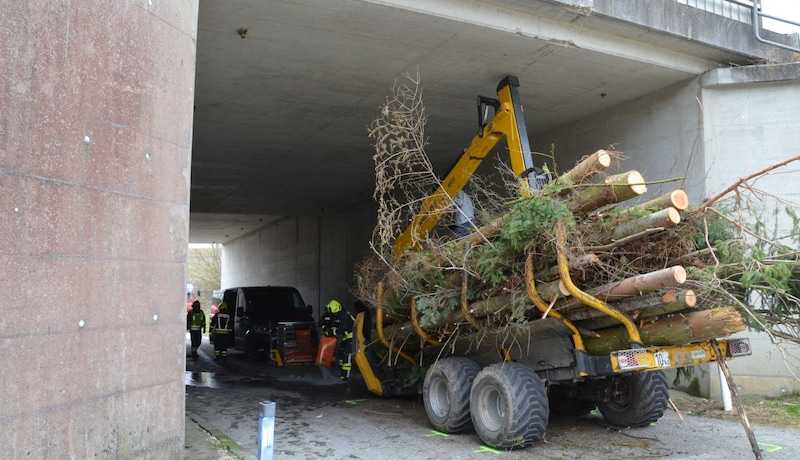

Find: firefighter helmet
[219,302,228,310]
[326,299,342,313]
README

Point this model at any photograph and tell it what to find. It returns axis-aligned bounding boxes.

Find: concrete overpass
[188,0,798,244]
[2,0,799,457]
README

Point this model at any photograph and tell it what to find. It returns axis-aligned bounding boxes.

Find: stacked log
[361,148,747,356]
[582,307,745,355]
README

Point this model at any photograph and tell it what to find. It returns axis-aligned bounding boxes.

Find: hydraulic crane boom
[392,75,539,258]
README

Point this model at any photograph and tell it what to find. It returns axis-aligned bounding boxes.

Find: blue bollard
[258,401,276,460]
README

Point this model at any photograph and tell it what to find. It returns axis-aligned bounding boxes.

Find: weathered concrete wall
[701,63,800,398]
[532,77,706,203]
[221,215,322,313]
[221,200,375,319]
[701,63,800,219]
[0,1,198,458]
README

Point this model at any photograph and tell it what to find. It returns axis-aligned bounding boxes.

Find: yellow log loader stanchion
[352,311,384,396]
[524,252,588,376]
[376,282,416,366]
[411,298,440,346]
[555,223,644,348]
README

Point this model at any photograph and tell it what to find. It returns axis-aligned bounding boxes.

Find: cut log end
[661,290,677,304]
[596,150,612,168]
[684,290,697,307]
[671,190,689,211]
[625,171,647,195]
[666,207,681,224]
[603,170,647,194]
[673,265,687,284]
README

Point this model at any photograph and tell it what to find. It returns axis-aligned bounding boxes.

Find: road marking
[473,445,502,454]
[425,430,448,437]
[757,441,782,452]
[345,399,367,405]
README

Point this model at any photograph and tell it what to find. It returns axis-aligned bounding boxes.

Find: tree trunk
[621,190,689,216]
[566,170,647,214]
[572,289,697,330]
[540,253,599,279]
[590,207,681,245]
[556,266,687,312]
[582,306,746,354]
[535,279,569,302]
[566,289,695,321]
[552,150,615,195]
[404,295,514,332]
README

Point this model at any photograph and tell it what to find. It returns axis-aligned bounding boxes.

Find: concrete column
[0,1,197,457]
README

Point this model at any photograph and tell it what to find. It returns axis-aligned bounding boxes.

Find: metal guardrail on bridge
[678,0,753,22]
[678,0,800,53]
[752,0,800,52]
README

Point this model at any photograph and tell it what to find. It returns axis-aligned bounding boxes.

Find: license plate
[654,351,671,367]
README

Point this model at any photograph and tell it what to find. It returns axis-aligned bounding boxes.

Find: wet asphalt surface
[185,335,800,459]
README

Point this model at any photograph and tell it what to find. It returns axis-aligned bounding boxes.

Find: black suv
[221,286,317,361]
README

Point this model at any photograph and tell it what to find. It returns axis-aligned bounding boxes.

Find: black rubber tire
[470,363,549,449]
[597,371,669,427]
[423,357,481,433]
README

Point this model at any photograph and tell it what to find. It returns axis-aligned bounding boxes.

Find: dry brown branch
[693,154,800,211]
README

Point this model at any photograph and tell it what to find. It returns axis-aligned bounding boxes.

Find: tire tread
[423,357,481,433]
[470,363,549,449]
[598,371,669,427]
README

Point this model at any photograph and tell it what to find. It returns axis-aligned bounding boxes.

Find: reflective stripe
[213,313,231,333]
[190,312,205,326]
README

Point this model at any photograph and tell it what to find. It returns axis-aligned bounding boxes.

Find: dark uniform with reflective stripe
[210,303,232,362]
[187,301,206,360]
[320,300,355,379]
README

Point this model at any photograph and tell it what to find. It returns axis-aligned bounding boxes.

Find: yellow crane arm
[392,75,538,257]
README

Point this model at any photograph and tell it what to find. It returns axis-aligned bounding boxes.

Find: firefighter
[186,300,206,360]
[319,299,355,380]
[210,302,232,362]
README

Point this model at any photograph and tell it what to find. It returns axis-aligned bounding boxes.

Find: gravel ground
[185,337,799,459]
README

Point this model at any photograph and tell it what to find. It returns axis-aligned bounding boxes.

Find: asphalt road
[185,336,799,459]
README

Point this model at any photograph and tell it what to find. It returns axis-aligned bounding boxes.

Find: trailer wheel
[470,363,549,449]
[423,357,481,433]
[597,371,669,427]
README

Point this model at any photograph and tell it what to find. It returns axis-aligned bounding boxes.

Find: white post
[258,401,276,459]
[718,363,733,411]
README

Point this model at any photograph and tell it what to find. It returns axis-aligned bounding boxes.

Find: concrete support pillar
[0,1,198,457]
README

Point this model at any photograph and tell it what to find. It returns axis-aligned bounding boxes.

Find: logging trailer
[352,76,752,449]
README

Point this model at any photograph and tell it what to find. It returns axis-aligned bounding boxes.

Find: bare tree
[188,244,222,308]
